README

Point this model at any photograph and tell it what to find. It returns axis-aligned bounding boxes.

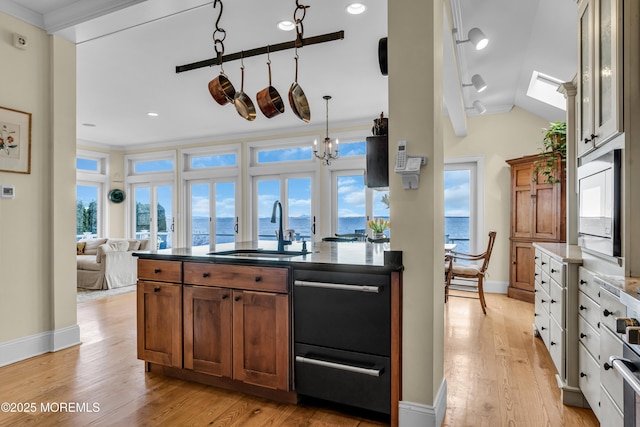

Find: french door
[187,179,237,246]
[132,182,175,250]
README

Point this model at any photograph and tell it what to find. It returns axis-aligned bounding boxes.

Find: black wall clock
[108,189,126,203]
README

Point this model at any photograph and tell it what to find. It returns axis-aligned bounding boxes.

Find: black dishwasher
[293,268,391,414]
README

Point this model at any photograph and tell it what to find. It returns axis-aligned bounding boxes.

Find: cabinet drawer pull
[535,256,539,260]
[580,333,587,338]
[295,356,382,377]
[154,269,161,274]
[579,305,587,311]
[541,299,547,303]
[603,309,613,317]
[550,341,556,346]
[541,326,547,331]
[580,372,587,378]
[202,272,210,278]
[541,261,547,265]
[551,299,556,304]
[551,268,556,273]
[234,296,241,301]
[535,273,539,277]
[541,280,547,284]
[255,276,262,282]
[221,294,228,300]
[534,313,539,317]
[604,362,613,370]
[153,287,160,293]
[294,280,380,293]
[580,279,587,285]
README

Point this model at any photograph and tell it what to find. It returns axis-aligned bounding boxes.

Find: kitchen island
[134,240,403,425]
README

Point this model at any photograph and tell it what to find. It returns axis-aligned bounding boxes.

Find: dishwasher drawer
[293,269,390,356]
[295,343,390,414]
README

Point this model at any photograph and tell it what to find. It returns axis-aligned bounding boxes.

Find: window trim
[76,150,109,239]
[444,156,484,255]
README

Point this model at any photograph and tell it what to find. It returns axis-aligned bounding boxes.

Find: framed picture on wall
[0,106,32,174]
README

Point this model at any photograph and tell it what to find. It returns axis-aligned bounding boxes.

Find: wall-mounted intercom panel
[394,140,426,190]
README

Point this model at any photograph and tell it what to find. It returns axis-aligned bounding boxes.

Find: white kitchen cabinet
[532,244,586,407]
[577,0,623,157]
[577,266,601,417]
[599,289,625,413]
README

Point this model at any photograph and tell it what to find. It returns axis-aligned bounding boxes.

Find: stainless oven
[610,342,640,426]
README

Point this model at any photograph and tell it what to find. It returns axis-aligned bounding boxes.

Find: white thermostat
[1,185,15,199]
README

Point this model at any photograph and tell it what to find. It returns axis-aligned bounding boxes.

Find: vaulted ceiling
[1,0,577,148]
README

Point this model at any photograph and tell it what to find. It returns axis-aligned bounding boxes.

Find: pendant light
[313,95,339,165]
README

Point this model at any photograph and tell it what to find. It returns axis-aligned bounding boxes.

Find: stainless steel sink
[209,249,308,259]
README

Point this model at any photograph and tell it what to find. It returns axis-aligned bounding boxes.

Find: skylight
[526,71,566,110]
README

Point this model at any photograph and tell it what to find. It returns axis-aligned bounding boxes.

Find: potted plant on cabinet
[532,121,566,184]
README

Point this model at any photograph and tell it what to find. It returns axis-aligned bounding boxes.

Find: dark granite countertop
[134,240,403,273]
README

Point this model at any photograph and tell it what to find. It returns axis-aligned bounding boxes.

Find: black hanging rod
[176,30,344,74]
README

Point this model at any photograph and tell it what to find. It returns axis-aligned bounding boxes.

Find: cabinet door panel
[594,0,622,146]
[533,186,558,239]
[233,290,289,390]
[512,164,533,238]
[577,0,594,156]
[510,241,534,292]
[183,285,232,377]
[137,281,182,368]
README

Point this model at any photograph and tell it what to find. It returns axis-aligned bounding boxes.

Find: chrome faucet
[271,200,291,252]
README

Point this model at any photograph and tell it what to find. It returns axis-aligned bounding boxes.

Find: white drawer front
[600,325,624,412]
[578,267,600,303]
[549,317,564,377]
[534,248,542,268]
[600,288,626,333]
[579,290,601,332]
[600,385,623,427]
[548,279,564,326]
[578,314,600,361]
[549,258,564,286]
[540,271,551,295]
[534,303,550,348]
[539,251,551,274]
[578,342,600,420]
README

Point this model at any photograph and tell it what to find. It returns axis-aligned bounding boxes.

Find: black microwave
[577,149,622,257]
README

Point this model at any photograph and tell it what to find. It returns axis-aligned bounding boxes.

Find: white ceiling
[1,0,577,149]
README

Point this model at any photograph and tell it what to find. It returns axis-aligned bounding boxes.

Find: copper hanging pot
[288,53,310,123]
[209,71,235,105]
[233,60,256,121]
[257,55,285,118]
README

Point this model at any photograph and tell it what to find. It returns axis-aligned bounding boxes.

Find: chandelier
[314,95,339,165]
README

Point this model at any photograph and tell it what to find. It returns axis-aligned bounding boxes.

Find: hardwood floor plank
[0,290,602,427]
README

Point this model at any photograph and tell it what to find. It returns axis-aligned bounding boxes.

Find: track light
[462,74,487,93]
[468,100,487,115]
[455,27,489,50]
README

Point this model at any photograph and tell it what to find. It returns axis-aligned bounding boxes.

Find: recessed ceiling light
[346,3,366,15]
[277,20,295,31]
[147,112,159,117]
[82,123,96,127]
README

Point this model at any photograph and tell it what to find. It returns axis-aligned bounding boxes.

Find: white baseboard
[485,280,508,294]
[399,379,447,427]
[0,325,81,367]
[449,279,508,294]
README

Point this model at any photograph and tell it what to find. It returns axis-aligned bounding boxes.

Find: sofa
[76,238,149,290]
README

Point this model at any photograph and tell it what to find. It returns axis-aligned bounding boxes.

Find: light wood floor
[444,290,599,427]
[0,291,599,426]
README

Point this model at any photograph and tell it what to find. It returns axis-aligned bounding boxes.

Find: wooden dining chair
[444,231,497,314]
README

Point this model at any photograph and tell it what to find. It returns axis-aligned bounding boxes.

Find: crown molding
[0,0,146,34]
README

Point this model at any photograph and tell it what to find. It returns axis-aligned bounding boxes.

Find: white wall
[0,12,78,360]
[444,107,550,283]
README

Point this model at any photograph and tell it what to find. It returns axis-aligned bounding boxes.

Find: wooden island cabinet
[137,259,294,403]
[507,154,566,303]
[134,243,403,425]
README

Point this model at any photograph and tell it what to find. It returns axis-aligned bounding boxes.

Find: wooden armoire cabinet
[506,154,566,303]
